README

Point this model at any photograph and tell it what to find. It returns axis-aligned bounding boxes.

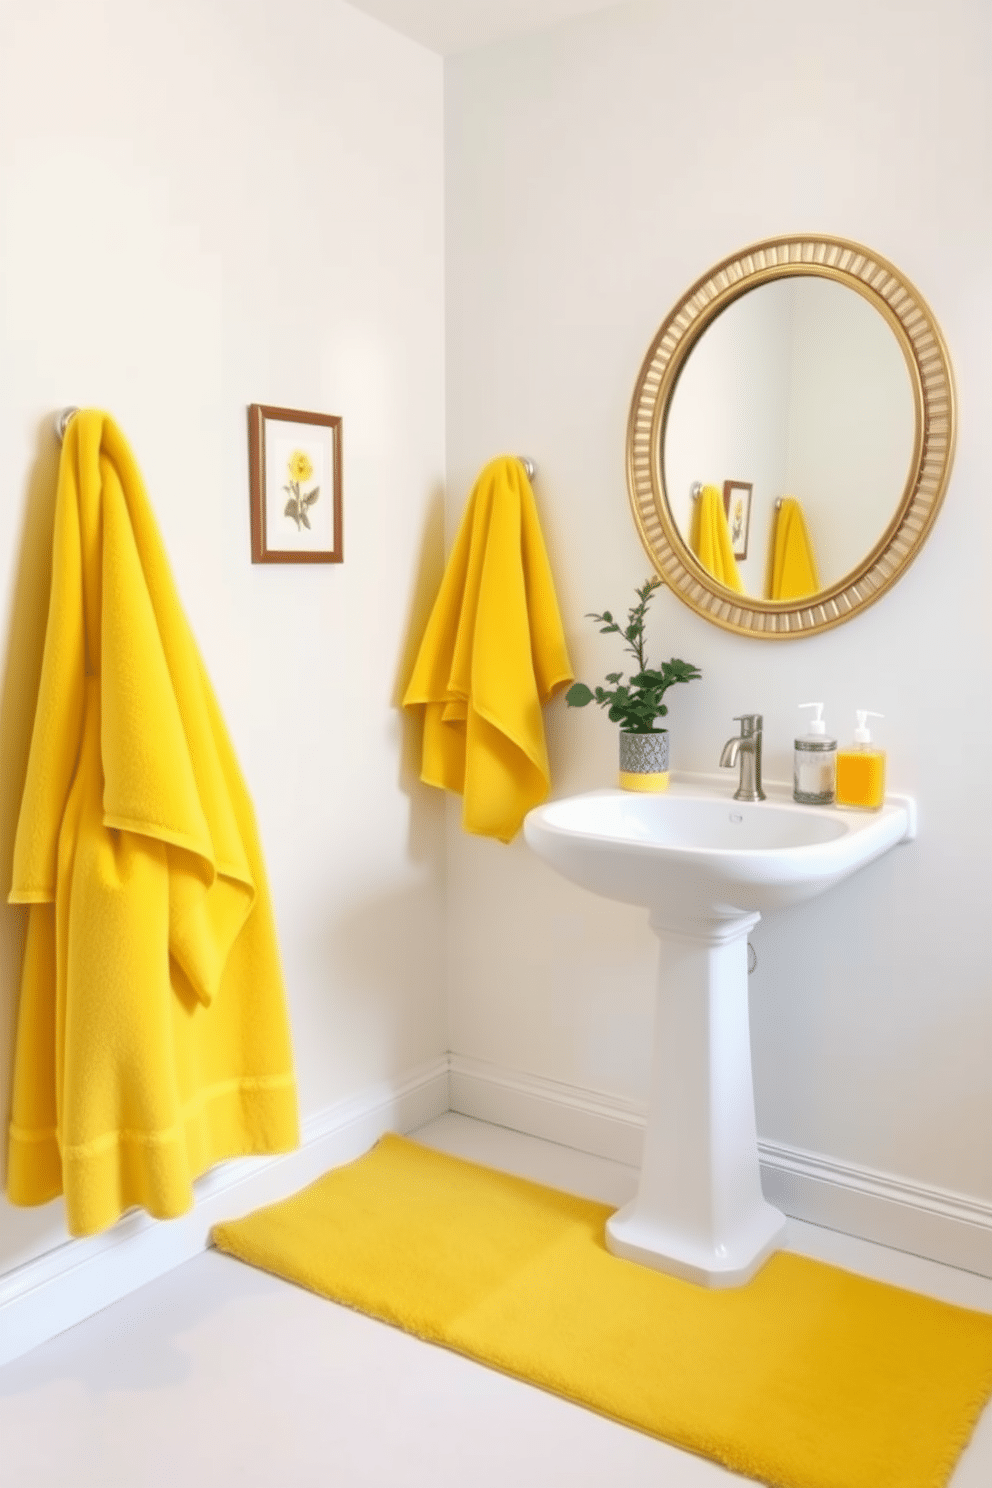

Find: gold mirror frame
[626,234,956,638]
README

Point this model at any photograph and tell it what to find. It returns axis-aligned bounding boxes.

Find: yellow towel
[691,485,744,593]
[7,411,299,1236]
[771,496,821,600]
[403,457,573,843]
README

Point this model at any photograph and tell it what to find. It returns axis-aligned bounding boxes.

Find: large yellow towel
[770,496,821,600]
[7,411,299,1236]
[691,485,744,593]
[402,457,573,843]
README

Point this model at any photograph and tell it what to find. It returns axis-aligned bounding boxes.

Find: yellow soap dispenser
[836,711,886,810]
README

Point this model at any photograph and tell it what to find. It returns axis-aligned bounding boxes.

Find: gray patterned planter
[618,730,670,791]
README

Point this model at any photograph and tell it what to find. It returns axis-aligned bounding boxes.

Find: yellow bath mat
[212,1135,992,1488]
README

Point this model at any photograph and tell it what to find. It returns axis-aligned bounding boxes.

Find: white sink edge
[557,770,916,844]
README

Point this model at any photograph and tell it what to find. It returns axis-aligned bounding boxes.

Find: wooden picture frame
[248,404,343,564]
[722,480,753,561]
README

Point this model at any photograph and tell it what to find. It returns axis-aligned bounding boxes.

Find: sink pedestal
[605,909,786,1287]
[524,780,914,1284]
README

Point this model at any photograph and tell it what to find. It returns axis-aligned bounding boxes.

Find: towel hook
[518,456,536,480]
[690,482,703,501]
[55,407,79,443]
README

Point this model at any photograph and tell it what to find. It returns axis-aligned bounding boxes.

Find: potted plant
[565,577,702,791]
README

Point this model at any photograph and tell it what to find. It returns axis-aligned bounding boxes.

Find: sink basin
[525,775,915,929]
[524,773,915,1288]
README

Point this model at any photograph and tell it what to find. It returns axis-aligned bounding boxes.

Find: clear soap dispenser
[793,702,837,805]
[836,711,886,810]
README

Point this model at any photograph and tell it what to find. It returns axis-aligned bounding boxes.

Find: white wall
[445,0,992,1207]
[0,0,447,1272]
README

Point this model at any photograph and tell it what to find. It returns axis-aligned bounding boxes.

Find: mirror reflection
[662,276,917,600]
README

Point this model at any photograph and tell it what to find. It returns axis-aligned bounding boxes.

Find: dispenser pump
[799,701,827,736]
[854,710,883,745]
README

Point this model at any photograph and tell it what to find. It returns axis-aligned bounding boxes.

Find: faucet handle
[733,713,763,735]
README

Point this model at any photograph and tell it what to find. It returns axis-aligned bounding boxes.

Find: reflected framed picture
[248,404,343,564]
[722,480,753,561]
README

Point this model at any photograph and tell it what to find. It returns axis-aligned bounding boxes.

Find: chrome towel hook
[55,407,79,443]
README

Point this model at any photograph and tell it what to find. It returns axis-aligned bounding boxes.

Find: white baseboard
[448,1053,992,1280]
[0,1056,449,1369]
[449,1054,645,1168]
[758,1140,992,1278]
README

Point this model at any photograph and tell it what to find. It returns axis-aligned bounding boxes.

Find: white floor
[1,1113,991,1488]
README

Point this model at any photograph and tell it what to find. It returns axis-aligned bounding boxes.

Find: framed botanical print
[248,404,343,564]
[722,479,753,562]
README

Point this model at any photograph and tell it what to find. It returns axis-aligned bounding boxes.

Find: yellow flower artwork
[284,449,320,531]
[288,450,313,483]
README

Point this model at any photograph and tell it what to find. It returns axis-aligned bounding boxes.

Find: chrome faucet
[720,714,766,802]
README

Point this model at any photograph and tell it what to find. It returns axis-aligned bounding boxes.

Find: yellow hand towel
[770,496,821,600]
[691,485,744,593]
[7,411,299,1236]
[403,457,573,843]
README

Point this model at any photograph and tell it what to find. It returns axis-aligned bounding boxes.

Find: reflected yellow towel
[691,485,744,593]
[7,411,298,1236]
[771,496,820,600]
[403,457,573,843]
[213,1135,992,1488]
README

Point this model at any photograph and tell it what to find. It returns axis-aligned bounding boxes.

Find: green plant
[565,577,701,734]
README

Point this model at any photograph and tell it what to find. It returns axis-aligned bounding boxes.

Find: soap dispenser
[793,702,837,805]
[836,711,886,810]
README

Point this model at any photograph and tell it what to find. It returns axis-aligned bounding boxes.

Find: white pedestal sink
[524,774,915,1287]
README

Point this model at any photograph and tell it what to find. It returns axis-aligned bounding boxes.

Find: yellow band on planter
[619,770,670,793]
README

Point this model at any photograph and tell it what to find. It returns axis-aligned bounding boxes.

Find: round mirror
[627,236,955,638]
